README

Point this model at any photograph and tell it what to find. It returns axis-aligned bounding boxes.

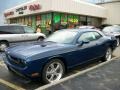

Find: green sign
[54,13,60,24]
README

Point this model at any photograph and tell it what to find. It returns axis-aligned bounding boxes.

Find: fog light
[31,73,39,77]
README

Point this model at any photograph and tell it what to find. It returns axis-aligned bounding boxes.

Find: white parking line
[36,57,120,90]
[0,79,25,90]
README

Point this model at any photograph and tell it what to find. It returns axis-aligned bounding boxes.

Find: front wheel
[101,48,112,62]
[42,59,65,84]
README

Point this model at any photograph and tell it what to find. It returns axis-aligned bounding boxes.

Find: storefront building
[4,0,107,34]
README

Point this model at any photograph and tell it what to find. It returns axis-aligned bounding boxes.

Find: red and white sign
[29,4,41,11]
[4,11,14,17]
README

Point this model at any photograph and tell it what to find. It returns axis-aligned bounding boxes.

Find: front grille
[6,54,26,68]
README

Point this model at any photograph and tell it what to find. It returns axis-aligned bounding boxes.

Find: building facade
[98,0,120,25]
[4,0,107,34]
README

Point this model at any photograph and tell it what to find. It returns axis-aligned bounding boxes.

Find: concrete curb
[36,57,120,90]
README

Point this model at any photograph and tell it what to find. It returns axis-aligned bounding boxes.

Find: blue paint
[4,29,117,78]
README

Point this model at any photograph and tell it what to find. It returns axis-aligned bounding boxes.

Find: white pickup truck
[0,25,46,51]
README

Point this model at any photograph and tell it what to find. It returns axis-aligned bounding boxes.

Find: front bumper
[3,55,41,79]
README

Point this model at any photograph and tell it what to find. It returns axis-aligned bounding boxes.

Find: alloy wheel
[105,48,112,61]
[45,62,63,83]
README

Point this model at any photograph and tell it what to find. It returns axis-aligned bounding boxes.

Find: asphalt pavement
[44,58,120,90]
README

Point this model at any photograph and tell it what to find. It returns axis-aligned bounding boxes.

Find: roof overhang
[4,0,107,19]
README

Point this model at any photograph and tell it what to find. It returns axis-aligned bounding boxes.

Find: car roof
[59,29,100,33]
[0,24,27,27]
[56,29,104,36]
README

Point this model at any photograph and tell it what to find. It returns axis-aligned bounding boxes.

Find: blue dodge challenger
[4,29,117,83]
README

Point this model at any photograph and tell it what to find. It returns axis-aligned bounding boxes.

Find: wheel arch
[42,56,68,73]
[0,40,9,45]
[37,36,45,41]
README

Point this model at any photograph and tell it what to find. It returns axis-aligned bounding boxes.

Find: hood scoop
[41,44,47,47]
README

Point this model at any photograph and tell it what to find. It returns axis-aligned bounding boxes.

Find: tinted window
[78,32,99,42]
[8,26,24,34]
[0,26,24,34]
[0,26,9,33]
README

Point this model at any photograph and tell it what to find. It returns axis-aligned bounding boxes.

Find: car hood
[5,41,74,60]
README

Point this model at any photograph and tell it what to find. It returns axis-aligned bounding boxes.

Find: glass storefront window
[24,16,29,25]
[46,13,52,28]
[74,15,79,25]
[53,13,60,24]
[87,17,92,25]
[36,15,41,26]
[61,14,67,25]
[61,13,67,29]
[90,17,101,27]
[68,15,73,24]
[28,16,32,26]
[32,16,36,30]
[68,14,79,28]
[80,16,87,25]
[22,17,25,25]
[39,13,52,35]
[53,13,61,31]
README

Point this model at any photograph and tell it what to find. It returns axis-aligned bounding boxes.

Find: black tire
[42,59,65,84]
[0,41,9,52]
[101,47,112,62]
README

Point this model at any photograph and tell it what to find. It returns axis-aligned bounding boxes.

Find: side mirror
[77,40,90,46]
[83,40,90,44]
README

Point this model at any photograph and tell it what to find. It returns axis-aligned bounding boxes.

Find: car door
[69,31,103,66]
[12,26,25,42]
[92,31,107,57]
[3,26,25,42]
[23,26,37,41]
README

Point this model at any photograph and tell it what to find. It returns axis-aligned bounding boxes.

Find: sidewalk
[43,58,120,90]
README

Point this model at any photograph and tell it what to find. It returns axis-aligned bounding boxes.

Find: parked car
[76,25,96,29]
[102,25,120,46]
[0,24,46,51]
[4,29,117,84]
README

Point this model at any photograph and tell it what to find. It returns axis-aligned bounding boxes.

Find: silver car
[0,25,46,51]
[102,25,120,46]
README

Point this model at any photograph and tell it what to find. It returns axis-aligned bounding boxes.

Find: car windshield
[103,26,120,32]
[24,26,34,33]
[45,30,78,44]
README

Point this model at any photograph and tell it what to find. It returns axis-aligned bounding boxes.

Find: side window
[0,26,9,33]
[23,26,34,33]
[7,26,24,34]
[78,32,96,42]
[93,32,102,39]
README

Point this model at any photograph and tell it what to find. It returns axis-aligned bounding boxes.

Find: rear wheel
[0,41,9,52]
[42,59,65,84]
[101,48,112,62]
